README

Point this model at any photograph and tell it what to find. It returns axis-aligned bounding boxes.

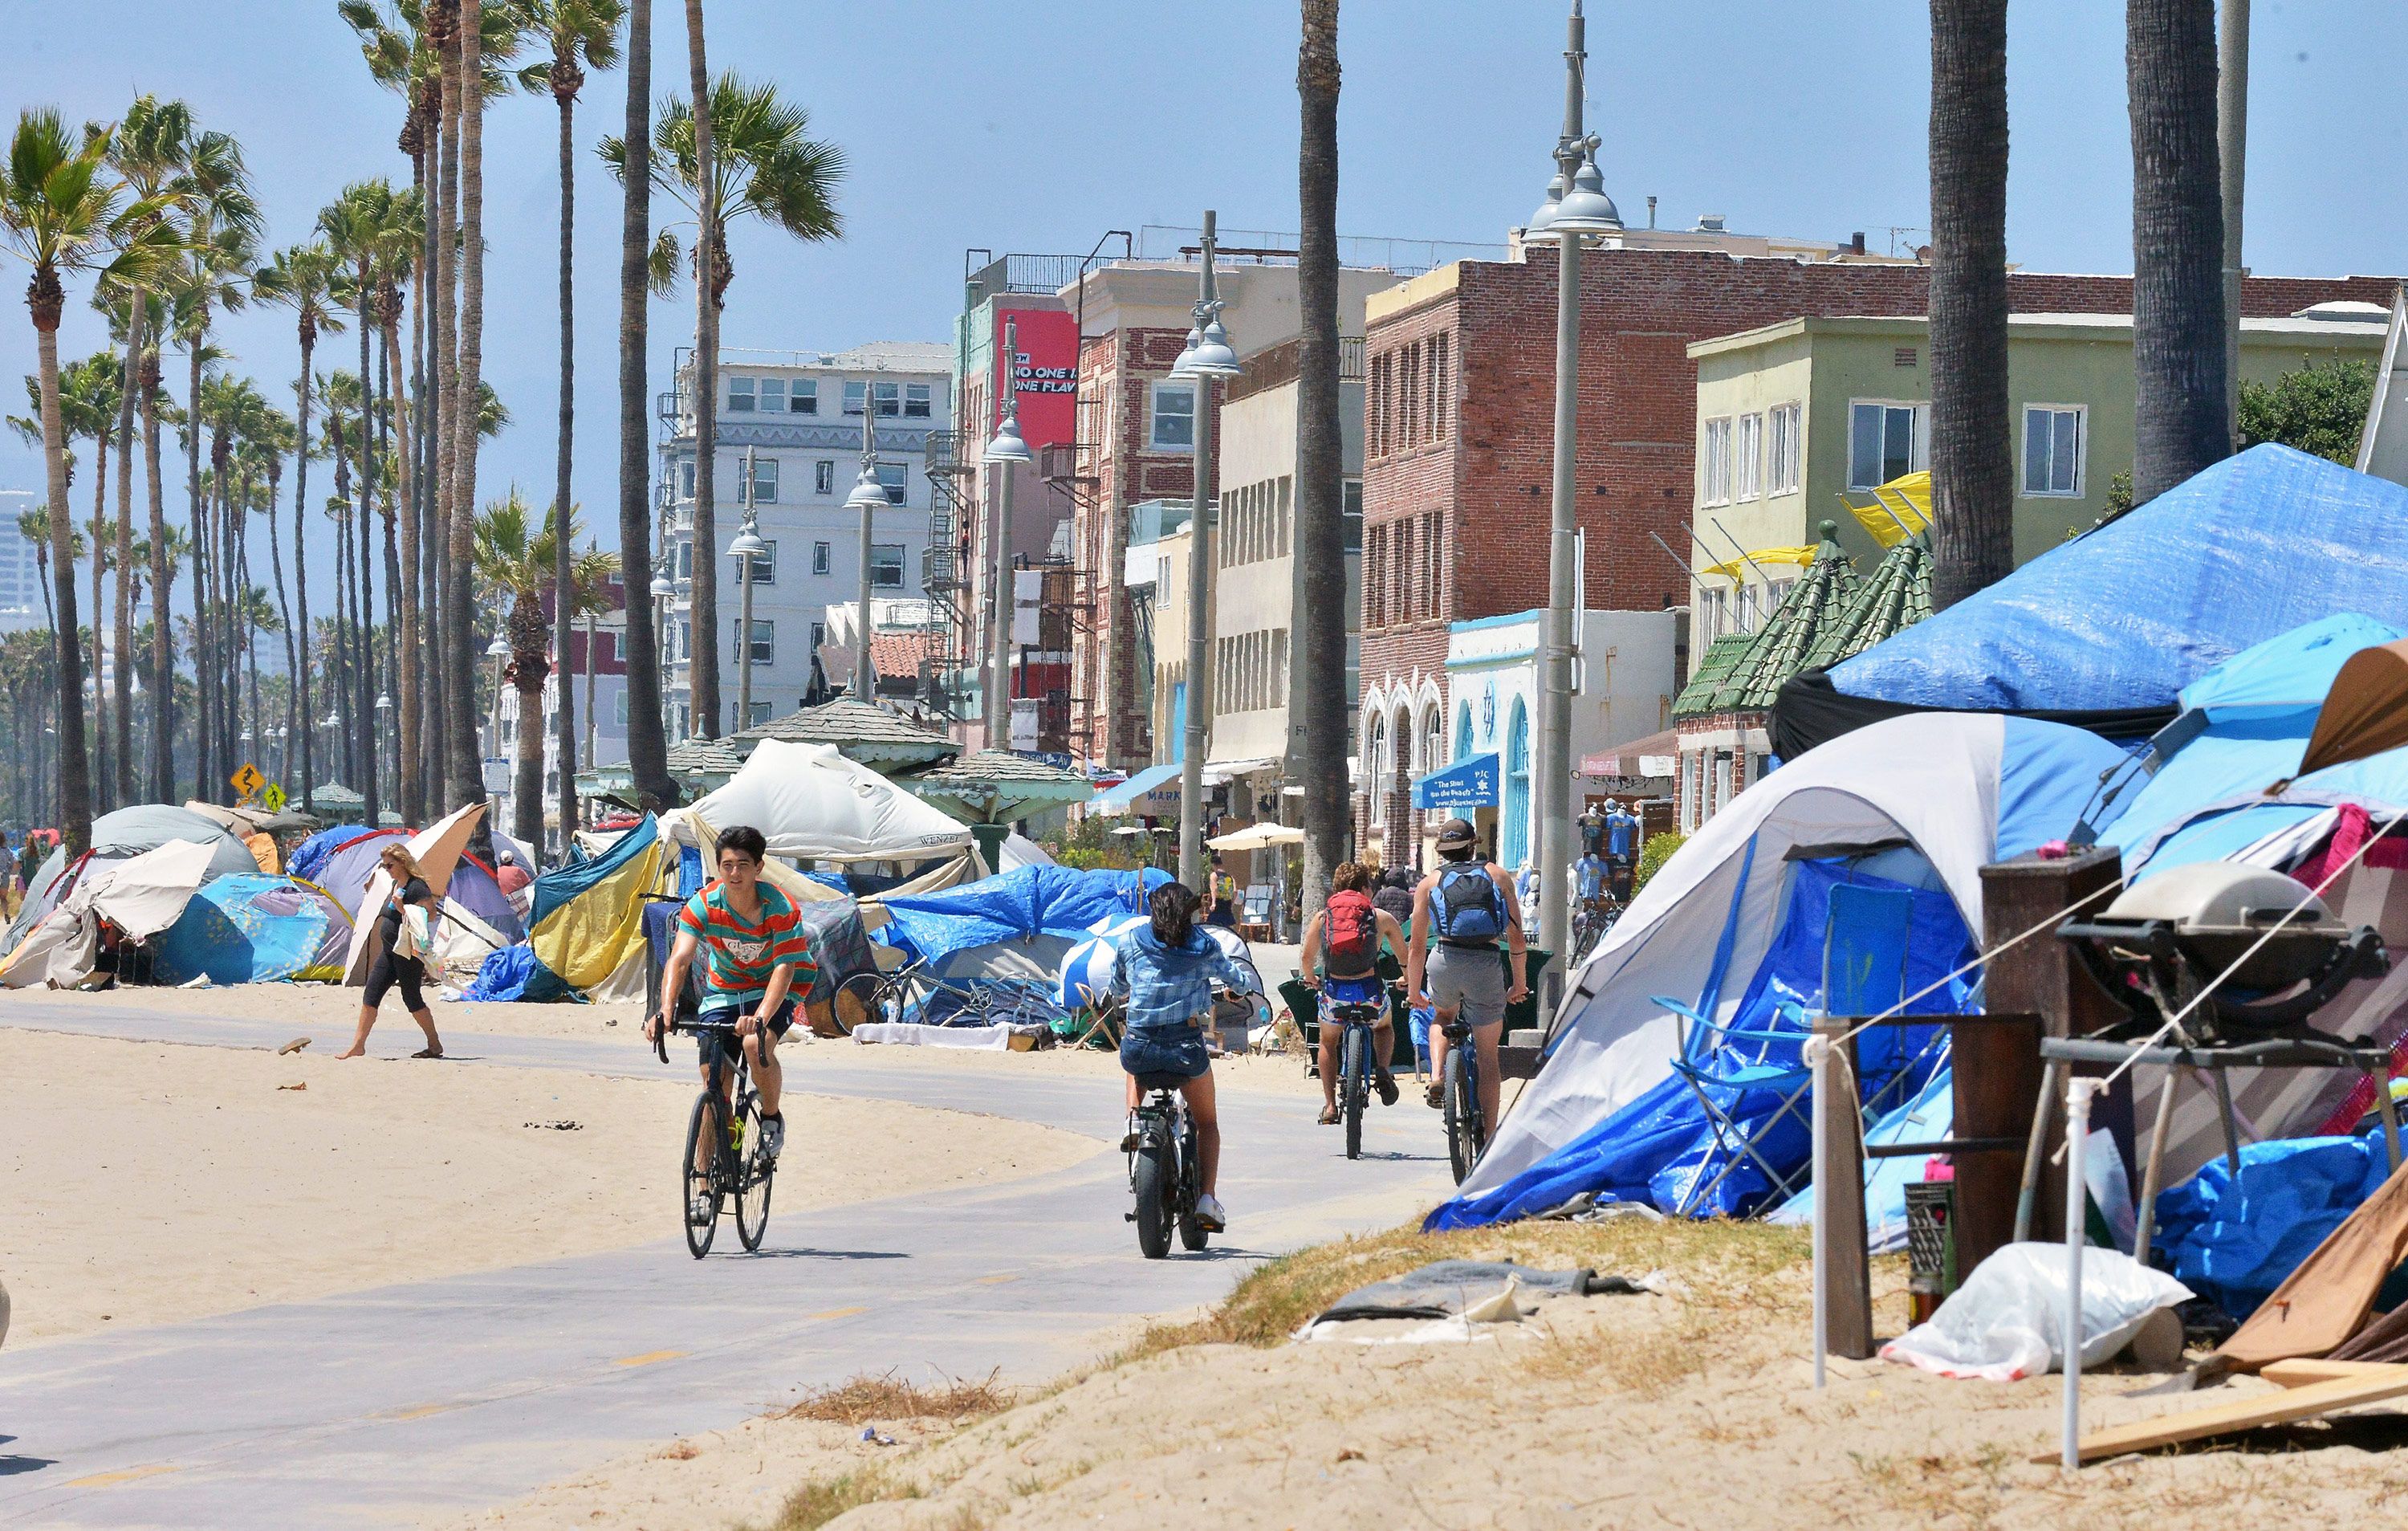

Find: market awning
[1089,761,1183,816]
[1413,753,1499,810]
[1207,822,1304,852]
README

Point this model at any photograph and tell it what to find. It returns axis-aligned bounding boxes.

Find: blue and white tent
[1431,711,2129,1229]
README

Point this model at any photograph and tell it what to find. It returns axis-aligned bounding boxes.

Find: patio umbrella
[1206,823,1305,853]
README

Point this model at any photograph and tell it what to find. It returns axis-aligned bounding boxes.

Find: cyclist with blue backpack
[1406,818,1527,1130]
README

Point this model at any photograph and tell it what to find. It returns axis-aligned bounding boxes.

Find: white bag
[1879,1242,2192,1382]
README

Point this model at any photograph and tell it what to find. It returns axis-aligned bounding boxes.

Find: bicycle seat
[1132,1071,1192,1093]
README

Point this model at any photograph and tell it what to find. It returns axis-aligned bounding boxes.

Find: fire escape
[920,427,974,723]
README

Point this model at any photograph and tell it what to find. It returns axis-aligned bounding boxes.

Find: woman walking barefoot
[339,844,445,1060]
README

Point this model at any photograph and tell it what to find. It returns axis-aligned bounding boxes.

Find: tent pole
[2061,1077,2096,1472]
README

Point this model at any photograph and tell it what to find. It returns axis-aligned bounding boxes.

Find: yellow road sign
[231,763,264,799]
[261,782,288,813]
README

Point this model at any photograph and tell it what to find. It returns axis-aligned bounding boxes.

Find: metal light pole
[1170,211,1241,889]
[1523,1,1622,1008]
[845,385,891,702]
[729,445,767,731]
[983,321,1035,748]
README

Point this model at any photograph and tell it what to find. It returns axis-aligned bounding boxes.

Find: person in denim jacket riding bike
[1109,882,1252,1233]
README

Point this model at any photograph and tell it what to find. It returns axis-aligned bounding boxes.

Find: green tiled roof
[906,748,1095,825]
[1800,536,1932,673]
[1670,634,1758,721]
[1672,519,1934,723]
[665,735,750,784]
[734,698,960,770]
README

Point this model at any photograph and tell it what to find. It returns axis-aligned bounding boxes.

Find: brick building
[1354,246,2400,852]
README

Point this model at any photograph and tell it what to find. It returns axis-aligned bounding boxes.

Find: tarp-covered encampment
[7,805,256,948]
[669,739,976,866]
[872,865,1170,1024]
[466,814,668,1003]
[1430,712,2128,1229]
[153,875,352,985]
[1772,446,2408,759]
[0,838,222,988]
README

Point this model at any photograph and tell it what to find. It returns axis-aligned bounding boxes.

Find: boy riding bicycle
[645,825,816,1225]
[1298,860,1405,1125]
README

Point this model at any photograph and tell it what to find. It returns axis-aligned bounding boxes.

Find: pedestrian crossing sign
[261,783,288,813]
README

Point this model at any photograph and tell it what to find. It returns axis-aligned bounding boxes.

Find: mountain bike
[1328,998,1384,1162]
[1438,1016,1486,1185]
[1125,1069,1208,1259]
[654,1015,776,1257]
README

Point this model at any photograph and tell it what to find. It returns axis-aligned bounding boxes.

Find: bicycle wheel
[681,1091,723,1259]
[1178,1137,1210,1252]
[1442,1045,1475,1185]
[1341,1024,1366,1162]
[1132,1135,1173,1260]
[734,1093,775,1252]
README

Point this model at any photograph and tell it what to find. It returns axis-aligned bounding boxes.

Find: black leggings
[364,951,428,1012]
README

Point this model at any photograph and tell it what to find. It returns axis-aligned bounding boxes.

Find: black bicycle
[1125,1069,1209,1260]
[1570,897,1621,967]
[1438,1016,1486,1184]
[1328,998,1383,1161]
[654,1015,775,1258]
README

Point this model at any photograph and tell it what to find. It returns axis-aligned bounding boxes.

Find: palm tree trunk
[619,0,674,809]
[551,81,580,860]
[294,346,316,810]
[266,460,298,794]
[1292,0,1347,918]
[418,88,449,822]
[358,272,381,824]
[112,301,140,807]
[2129,0,2231,503]
[142,345,170,800]
[32,283,92,858]
[684,0,721,741]
[187,340,210,800]
[388,284,421,827]
[433,7,464,812]
[508,592,548,848]
[88,419,108,812]
[380,307,409,825]
[1928,0,2015,608]
[449,0,491,827]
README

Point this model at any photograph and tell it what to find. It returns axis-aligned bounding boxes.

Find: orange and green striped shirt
[677,882,816,1008]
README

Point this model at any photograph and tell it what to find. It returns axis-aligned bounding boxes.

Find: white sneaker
[688,1191,715,1226]
[1194,1193,1227,1232]
[761,1114,785,1160]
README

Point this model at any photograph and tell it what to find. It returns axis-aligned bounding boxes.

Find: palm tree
[14,507,63,632]
[0,108,173,857]
[604,70,845,743]
[319,368,368,797]
[472,487,567,847]
[1292,0,1346,919]
[1926,0,2015,608]
[445,0,500,831]
[253,241,343,810]
[15,354,120,804]
[519,0,624,851]
[610,0,673,811]
[2129,0,2231,503]
[364,190,426,823]
[567,540,620,772]
[236,405,299,798]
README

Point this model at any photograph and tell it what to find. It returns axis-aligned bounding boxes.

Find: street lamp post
[730,445,766,730]
[983,320,1035,749]
[374,694,393,815]
[1169,210,1241,889]
[845,385,892,702]
[1522,1,1621,1009]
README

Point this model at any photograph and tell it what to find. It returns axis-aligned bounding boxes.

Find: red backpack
[1324,890,1378,977]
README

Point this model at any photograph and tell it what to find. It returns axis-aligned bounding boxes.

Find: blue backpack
[1433,863,1507,944]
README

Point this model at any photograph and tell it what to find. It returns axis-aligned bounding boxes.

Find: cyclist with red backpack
[1299,861,1406,1125]
[1408,819,1528,1134]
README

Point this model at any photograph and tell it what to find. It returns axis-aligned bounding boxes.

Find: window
[1149,381,1195,450]
[1430,332,1451,441]
[726,376,756,412]
[674,619,691,662]
[1734,413,1763,500]
[674,540,693,580]
[1503,699,1531,868]
[1701,417,1734,506]
[759,377,785,412]
[814,458,834,495]
[811,540,831,575]
[613,690,628,727]
[876,461,907,505]
[1767,402,1802,495]
[678,459,694,499]
[1848,401,1928,490]
[2023,405,2085,497]
[1698,584,1727,645]
[842,381,866,416]
[869,544,905,589]
[904,382,932,418]
[790,379,817,415]
[733,618,773,666]
[1454,702,1473,762]
[748,701,771,727]
[737,539,775,586]
[747,455,778,503]
[872,381,901,417]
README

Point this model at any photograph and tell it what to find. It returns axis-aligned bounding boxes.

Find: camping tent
[668,739,976,868]
[1772,446,2408,759]
[7,805,257,948]
[340,800,489,983]
[1429,712,2128,1229]
[874,865,1171,1023]
[153,876,352,985]
[0,839,222,988]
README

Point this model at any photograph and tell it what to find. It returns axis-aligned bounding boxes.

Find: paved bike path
[0,1000,1450,1529]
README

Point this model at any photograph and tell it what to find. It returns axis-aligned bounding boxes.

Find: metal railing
[1135,225,1508,276]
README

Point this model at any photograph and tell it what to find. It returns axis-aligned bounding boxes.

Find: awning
[1413,753,1499,810]
[1088,761,1183,816]
[1207,822,1304,852]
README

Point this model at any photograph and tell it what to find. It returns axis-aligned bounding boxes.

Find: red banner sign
[994,307,1078,452]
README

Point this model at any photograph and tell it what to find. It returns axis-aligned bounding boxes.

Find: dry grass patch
[755,1463,921,1531]
[781,1370,1013,1428]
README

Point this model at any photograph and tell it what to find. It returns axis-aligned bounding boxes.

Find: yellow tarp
[529,829,666,992]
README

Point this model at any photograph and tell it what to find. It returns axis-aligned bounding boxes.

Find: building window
[814,458,835,495]
[726,376,756,412]
[842,381,866,416]
[733,618,773,666]
[872,380,901,417]
[759,377,785,412]
[2023,405,2085,497]
[613,690,628,727]
[748,700,772,727]
[674,540,693,580]
[747,455,778,504]
[904,382,932,418]
[1701,417,1734,506]
[1698,584,1726,645]
[869,544,905,589]
[1767,401,1802,495]
[1848,400,1928,490]
[811,540,831,575]
[1430,332,1451,441]
[1149,381,1195,450]
[674,619,691,662]
[1503,698,1531,868]
[876,461,907,505]
[678,459,694,499]
[736,538,775,586]
[1453,701,1473,762]
[791,379,817,415]
[1735,412,1763,500]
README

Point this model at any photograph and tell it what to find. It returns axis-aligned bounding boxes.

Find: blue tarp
[1413,754,1499,809]
[874,865,1171,967]
[2153,1130,2402,1316]
[461,943,576,1004]
[153,875,349,986]
[1426,858,1971,1228]
[1824,446,2408,717]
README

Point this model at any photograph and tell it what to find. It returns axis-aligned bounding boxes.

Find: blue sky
[2,0,2402,612]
